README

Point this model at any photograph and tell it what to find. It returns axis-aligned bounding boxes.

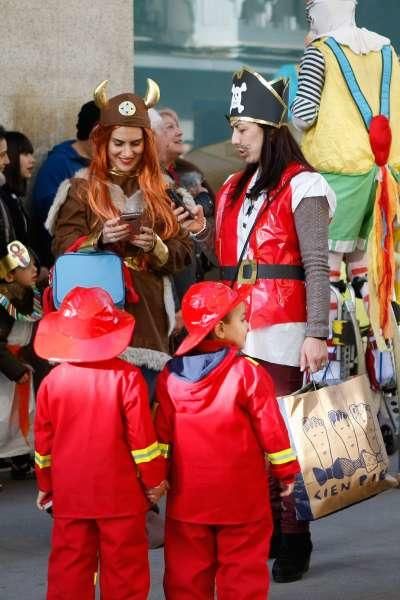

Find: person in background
[159,107,215,205]
[1,131,35,249]
[31,101,100,266]
[0,240,41,480]
[0,125,12,245]
[154,108,214,301]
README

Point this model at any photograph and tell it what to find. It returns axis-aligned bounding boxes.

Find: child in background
[0,240,41,480]
[151,281,300,600]
[34,286,167,600]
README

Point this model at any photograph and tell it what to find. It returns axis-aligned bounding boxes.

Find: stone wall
[0,1,134,157]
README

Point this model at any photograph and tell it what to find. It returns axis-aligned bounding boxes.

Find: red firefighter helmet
[175,281,250,356]
[34,286,134,362]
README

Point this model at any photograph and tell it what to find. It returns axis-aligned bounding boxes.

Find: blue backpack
[52,251,125,308]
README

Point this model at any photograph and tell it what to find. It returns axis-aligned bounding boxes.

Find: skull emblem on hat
[230,82,247,115]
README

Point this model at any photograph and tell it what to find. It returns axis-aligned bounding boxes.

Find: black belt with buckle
[220,261,305,285]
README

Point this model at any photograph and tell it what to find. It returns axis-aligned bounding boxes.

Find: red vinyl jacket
[155,343,300,524]
[34,358,166,518]
[215,162,309,329]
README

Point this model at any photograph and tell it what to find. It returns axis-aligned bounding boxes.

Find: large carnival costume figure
[292,0,400,343]
[207,68,335,582]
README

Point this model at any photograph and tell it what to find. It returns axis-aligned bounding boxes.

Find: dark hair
[76,101,100,141]
[232,125,314,202]
[4,131,34,196]
[0,125,6,141]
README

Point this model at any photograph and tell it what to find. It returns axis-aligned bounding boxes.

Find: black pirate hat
[229,68,288,128]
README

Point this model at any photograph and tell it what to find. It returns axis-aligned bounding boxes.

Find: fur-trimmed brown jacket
[46,170,193,371]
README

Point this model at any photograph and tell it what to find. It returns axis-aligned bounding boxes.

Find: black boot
[9,454,35,480]
[272,532,313,583]
[268,522,282,559]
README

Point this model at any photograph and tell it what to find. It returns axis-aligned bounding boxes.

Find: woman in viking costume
[191,68,335,582]
[45,80,193,395]
[292,0,400,344]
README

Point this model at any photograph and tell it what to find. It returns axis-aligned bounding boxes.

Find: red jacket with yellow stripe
[34,358,166,518]
[155,343,300,524]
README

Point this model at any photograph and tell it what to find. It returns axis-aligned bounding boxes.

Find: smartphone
[120,213,143,235]
[167,189,195,217]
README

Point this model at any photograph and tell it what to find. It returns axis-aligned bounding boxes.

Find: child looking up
[34,286,167,600]
[152,281,300,600]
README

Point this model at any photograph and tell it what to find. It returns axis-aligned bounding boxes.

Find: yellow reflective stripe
[244,356,259,367]
[159,443,170,458]
[131,441,161,464]
[34,451,52,469]
[267,448,297,465]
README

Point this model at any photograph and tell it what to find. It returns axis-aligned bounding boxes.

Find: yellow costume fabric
[301,40,400,175]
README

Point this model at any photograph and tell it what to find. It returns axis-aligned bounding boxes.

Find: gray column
[0,0,134,156]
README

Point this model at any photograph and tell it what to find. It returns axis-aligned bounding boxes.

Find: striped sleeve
[291,46,326,124]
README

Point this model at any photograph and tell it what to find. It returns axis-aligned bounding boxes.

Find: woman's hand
[130,226,156,253]
[102,217,131,244]
[145,480,169,504]
[172,203,206,234]
[300,337,328,373]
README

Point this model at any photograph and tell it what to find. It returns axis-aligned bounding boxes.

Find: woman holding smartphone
[46,79,196,396]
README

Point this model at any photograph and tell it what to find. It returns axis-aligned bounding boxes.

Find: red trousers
[47,513,149,600]
[164,517,272,600]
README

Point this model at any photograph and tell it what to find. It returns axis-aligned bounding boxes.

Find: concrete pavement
[0,463,399,600]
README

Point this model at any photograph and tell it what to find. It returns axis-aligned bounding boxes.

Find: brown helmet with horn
[93,78,160,129]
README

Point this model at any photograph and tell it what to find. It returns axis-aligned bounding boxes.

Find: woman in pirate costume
[192,68,335,582]
[0,240,42,481]
[293,0,400,345]
[46,80,194,397]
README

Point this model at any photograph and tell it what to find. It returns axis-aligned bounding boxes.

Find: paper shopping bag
[280,375,397,520]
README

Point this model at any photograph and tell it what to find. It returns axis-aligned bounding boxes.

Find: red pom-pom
[369,115,392,166]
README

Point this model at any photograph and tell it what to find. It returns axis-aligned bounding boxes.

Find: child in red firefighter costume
[153,281,300,599]
[33,286,167,600]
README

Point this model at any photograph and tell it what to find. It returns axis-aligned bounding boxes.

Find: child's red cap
[175,282,251,356]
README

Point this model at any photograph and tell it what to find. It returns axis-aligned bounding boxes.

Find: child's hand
[146,480,169,504]
[280,481,295,497]
[36,490,48,511]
